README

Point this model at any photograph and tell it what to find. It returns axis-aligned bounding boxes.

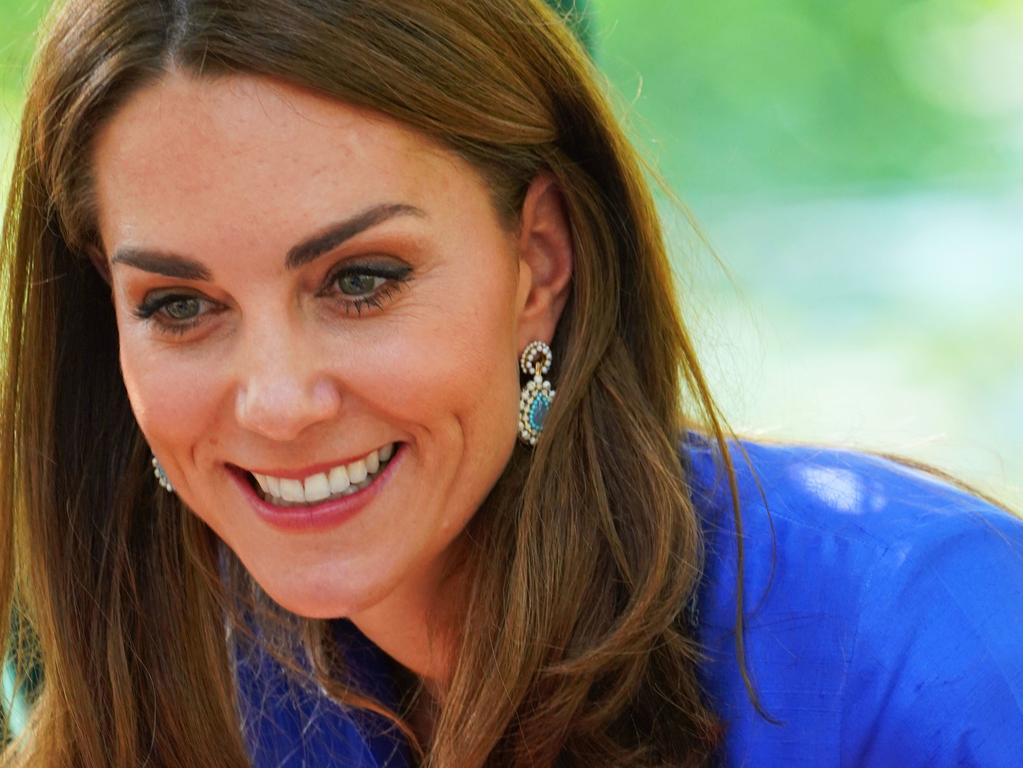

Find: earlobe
[515,174,574,348]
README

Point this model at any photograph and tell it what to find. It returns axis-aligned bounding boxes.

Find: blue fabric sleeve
[686,436,1023,766]
[840,508,1023,766]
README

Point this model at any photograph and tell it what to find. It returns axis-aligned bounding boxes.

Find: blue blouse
[236,437,1023,766]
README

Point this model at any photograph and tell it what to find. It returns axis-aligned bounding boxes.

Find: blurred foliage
[592,0,1021,197]
[3,0,1019,196]
[0,1,46,110]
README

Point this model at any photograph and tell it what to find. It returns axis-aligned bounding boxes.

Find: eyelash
[132,263,413,336]
[320,263,413,315]
[132,295,215,336]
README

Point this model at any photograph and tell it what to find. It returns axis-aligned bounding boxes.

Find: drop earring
[518,340,555,446]
[152,455,174,493]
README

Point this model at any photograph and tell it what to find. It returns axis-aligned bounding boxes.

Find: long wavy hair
[0,1,754,765]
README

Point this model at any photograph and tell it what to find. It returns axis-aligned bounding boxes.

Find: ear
[85,242,112,286]
[514,174,574,351]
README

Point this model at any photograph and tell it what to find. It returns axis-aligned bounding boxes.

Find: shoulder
[683,433,1023,767]
[683,434,1023,614]
[684,433,1023,558]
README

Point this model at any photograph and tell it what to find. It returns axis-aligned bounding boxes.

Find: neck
[348,554,468,697]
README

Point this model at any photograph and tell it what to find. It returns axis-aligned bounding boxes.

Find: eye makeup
[129,260,415,335]
[132,291,220,336]
[319,261,414,317]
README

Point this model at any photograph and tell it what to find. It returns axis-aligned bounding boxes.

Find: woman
[1,1,1020,766]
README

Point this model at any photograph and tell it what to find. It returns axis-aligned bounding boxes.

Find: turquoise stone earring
[152,455,174,493]
[518,340,555,446]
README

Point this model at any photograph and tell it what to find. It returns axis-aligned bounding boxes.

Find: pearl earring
[152,455,174,493]
[518,340,555,446]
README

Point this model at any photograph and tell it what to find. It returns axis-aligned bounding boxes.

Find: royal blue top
[235,437,1023,766]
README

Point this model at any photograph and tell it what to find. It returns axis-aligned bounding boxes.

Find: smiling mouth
[241,442,398,508]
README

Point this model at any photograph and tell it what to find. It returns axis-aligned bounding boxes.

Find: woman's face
[91,72,569,621]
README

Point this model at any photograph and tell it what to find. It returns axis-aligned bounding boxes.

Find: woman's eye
[337,273,386,297]
[162,297,202,320]
[133,292,217,335]
[323,263,413,315]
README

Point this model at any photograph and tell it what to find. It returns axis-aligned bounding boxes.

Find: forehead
[91,71,464,254]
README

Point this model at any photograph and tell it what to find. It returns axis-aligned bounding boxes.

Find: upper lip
[235,442,397,480]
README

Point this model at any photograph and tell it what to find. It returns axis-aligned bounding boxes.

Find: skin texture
[91,71,573,690]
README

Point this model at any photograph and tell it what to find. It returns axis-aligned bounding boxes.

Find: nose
[233,326,342,442]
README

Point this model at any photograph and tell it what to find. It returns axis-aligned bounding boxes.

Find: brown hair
[1,1,752,764]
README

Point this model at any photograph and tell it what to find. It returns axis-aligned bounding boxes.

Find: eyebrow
[286,203,425,270]
[110,202,427,279]
[110,248,212,281]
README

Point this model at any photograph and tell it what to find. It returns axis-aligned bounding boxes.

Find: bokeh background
[2,0,1020,506]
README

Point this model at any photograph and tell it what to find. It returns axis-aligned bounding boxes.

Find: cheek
[118,330,224,456]
[366,320,518,447]
[341,261,523,486]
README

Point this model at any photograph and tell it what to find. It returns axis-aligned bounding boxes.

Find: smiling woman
[2,1,1022,768]
[95,70,546,624]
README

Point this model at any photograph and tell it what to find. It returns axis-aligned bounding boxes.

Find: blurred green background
[1,0,1020,506]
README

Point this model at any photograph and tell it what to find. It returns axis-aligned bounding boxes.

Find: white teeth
[279,479,304,503]
[249,442,397,506]
[328,465,351,494]
[266,475,281,498]
[303,473,331,503]
[347,458,368,484]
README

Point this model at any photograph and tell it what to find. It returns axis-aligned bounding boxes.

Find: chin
[256,570,391,621]
[259,589,352,620]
